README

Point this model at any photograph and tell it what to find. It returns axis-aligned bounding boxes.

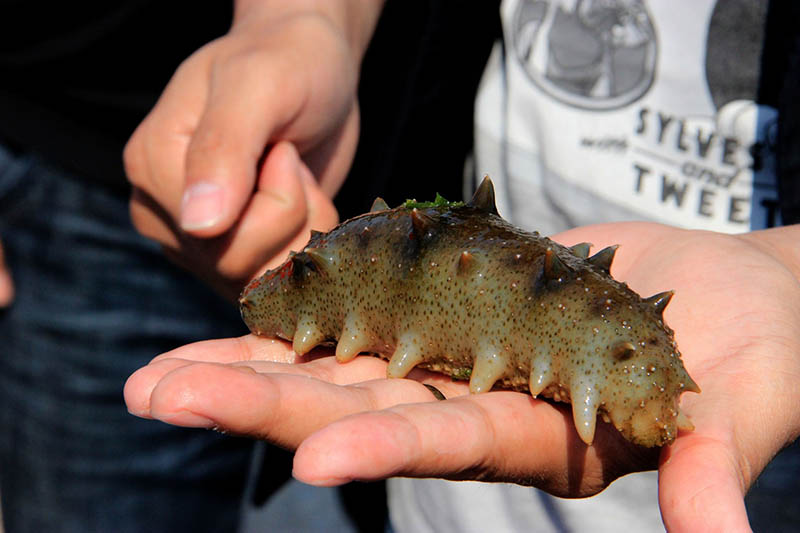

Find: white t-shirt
[389,1,776,531]
[475,0,778,236]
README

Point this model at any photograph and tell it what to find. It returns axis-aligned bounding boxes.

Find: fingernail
[180,182,224,230]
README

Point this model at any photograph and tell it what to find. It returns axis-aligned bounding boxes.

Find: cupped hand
[123,3,381,298]
[124,222,800,531]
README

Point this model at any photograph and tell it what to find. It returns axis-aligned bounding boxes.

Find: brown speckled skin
[240,187,699,447]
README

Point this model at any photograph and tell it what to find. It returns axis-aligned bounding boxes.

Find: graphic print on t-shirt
[511,0,657,110]
[497,0,778,232]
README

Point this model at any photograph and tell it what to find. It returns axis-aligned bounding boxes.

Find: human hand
[124,1,384,299]
[0,239,13,306]
[124,222,800,531]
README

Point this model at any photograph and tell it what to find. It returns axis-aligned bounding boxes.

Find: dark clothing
[764,0,800,223]
[0,5,257,531]
[0,1,232,192]
[0,145,252,531]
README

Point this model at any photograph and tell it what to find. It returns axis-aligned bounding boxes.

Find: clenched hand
[124,1,384,299]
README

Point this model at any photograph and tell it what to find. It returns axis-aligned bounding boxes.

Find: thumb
[658,437,751,532]
[0,239,14,306]
[178,114,263,237]
[179,71,298,237]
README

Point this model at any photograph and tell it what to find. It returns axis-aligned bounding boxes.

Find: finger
[128,187,181,250]
[302,104,360,197]
[658,434,750,531]
[125,353,396,420]
[293,392,657,496]
[234,140,339,274]
[216,141,311,276]
[124,357,197,418]
[153,333,464,397]
[293,142,340,228]
[124,50,210,217]
[144,362,444,449]
[151,335,297,365]
[123,337,288,415]
[124,355,324,420]
[124,333,375,418]
[195,141,337,296]
[0,240,14,306]
[126,333,463,416]
[180,49,305,236]
[176,141,322,297]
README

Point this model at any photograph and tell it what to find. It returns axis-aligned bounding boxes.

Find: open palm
[124,221,800,531]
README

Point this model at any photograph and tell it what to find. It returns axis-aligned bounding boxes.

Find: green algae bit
[451,367,472,380]
[403,193,464,210]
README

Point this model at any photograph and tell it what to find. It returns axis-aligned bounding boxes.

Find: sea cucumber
[240,178,699,447]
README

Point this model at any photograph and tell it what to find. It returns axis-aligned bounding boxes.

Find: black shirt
[0,1,232,192]
[1,1,794,223]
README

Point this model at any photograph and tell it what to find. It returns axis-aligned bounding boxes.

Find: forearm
[233,0,386,63]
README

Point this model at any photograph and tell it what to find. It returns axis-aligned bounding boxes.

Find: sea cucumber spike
[287,253,304,275]
[569,242,592,258]
[468,345,508,393]
[410,208,436,239]
[309,229,324,240]
[571,379,600,445]
[292,315,327,355]
[644,290,674,315]
[588,245,619,273]
[683,374,701,393]
[335,315,370,362]
[528,359,554,397]
[467,176,499,215]
[386,333,425,378]
[238,294,252,309]
[457,250,475,275]
[370,197,390,212]
[544,248,568,280]
[676,410,695,431]
[304,247,336,276]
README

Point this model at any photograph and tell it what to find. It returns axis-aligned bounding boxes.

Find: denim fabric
[0,144,256,532]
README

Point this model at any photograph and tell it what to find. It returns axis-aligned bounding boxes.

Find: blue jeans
[0,144,256,532]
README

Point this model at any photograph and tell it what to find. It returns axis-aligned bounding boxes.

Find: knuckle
[213,44,268,80]
[129,191,174,245]
[122,130,146,185]
[128,198,155,237]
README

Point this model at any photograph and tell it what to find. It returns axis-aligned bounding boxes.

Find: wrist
[232,0,385,64]
[738,224,800,282]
